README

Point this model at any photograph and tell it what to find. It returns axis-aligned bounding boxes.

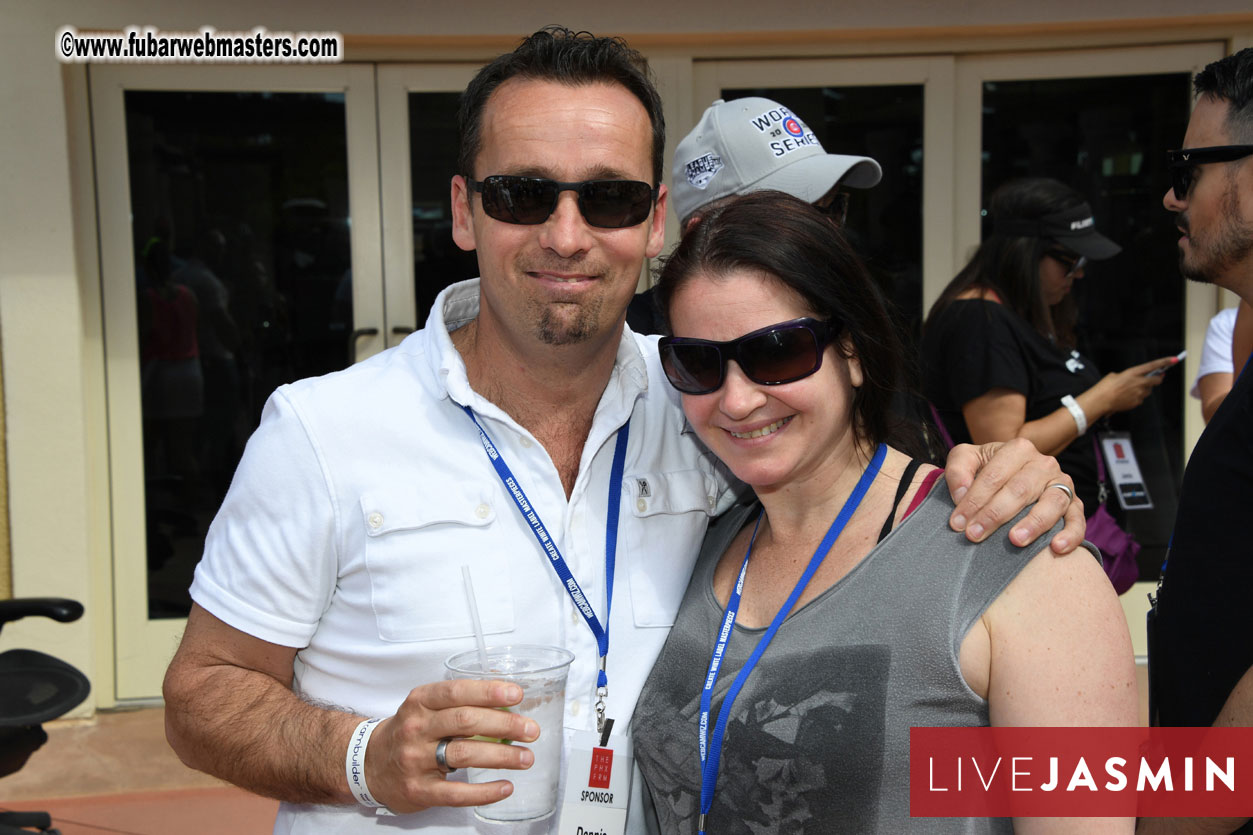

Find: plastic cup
[444,644,574,823]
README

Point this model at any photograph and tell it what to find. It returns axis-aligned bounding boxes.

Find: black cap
[993,202,1122,260]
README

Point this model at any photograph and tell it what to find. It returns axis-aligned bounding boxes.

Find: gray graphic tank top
[632,483,1046,834]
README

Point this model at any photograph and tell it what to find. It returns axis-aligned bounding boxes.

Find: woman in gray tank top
[633,191,1137,834]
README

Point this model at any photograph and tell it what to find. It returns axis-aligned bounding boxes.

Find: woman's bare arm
[964,546,1138,833]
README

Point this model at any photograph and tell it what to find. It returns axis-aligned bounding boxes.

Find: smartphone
[1145,350,1187,377]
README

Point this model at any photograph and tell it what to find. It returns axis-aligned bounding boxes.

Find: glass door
[955,43,1226,617]
[91,63,383,698]
[377,65,483,344]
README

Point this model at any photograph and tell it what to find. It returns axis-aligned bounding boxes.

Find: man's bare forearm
[165,658,360,804]
[163,606,364,805]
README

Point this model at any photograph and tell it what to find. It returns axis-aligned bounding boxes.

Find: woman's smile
[727,415,793,440]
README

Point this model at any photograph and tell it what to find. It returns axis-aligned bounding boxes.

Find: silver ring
[1047,483,1074,501]
[434,737,457,773]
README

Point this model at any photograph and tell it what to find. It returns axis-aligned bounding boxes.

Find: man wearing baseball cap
[671,96,882,229]
[628,97,882,332]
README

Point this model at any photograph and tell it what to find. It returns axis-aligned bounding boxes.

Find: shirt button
[570,701,580,716]
[571,609,580,624]
[475,503,490,519]
[368,512,383,529]
[636,498,647,512]
[708,495,716,509]
[520,436,533,448]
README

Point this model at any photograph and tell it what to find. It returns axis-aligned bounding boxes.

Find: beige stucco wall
[3,0,1251,711]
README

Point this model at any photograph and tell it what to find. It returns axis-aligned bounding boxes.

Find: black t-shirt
[921,299,1102,510]
[1151,360,1253,731]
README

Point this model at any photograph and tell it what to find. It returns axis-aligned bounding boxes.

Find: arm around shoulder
[943,438,1086,555]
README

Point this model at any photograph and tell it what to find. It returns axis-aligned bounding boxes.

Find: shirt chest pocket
[625,468,719,628]
[360,485,515,643]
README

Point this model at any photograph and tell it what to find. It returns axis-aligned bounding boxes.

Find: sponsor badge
[558,729,630,835]
[1099,431,1153,510]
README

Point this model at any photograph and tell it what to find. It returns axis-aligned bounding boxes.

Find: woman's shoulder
[953,285,1004,304]
[979,543,1137,724]
[701,498,760,559]
[926,296,1024,342]
[992,542,1109,612]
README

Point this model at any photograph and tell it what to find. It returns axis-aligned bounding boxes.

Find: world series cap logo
[685,152,724,189]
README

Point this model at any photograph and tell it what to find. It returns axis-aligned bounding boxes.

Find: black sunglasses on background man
[1166,144,1253,200]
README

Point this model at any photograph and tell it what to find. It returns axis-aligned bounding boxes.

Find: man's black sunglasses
[658,318,842,395]
[466,175,658,229]
[1166,145,1253,201]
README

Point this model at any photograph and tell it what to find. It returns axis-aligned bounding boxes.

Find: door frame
[376,64,484,348]
[89,62,382,699]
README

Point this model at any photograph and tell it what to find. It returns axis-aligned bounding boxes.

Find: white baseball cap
[671,97,883,222]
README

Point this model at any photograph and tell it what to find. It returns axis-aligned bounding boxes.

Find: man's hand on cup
[364,678,539,814]
[944,438,1085,554]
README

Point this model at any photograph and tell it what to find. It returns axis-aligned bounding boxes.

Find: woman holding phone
[921,178,1178,592]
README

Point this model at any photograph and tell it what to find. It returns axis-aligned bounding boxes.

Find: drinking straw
[461,565,490,673]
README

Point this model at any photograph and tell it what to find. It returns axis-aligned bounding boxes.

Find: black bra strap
[877,458,922,544]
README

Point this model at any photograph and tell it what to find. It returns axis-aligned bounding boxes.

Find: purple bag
[928,402,1141,593]
[1087,438,1141,595]
[1085,502,1141,595]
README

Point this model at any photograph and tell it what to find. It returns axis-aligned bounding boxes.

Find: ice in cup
[444,644,575,823]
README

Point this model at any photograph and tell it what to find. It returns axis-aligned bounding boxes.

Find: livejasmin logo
[927,754,1235,794]
[910,727,1253,817]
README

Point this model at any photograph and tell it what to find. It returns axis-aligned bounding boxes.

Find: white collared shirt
[191,279,735,833]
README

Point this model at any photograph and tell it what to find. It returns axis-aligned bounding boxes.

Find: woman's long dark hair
[926,178,1087,348]
[655,190,928,459]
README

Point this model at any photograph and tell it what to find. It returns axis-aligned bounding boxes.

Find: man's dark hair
[1194,47,1253,142]
[457,26,665,185]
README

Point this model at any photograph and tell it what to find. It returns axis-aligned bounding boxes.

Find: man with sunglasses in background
[628,96,881,333]
[1144,47,1253,835]
[163,27,1087,834]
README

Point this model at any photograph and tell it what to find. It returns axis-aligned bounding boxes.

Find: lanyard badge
[558,728,632,835]
[463,405,629,736]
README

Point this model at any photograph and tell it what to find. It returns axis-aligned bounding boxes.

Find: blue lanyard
[697,443,886,834]
[463,405,629,731]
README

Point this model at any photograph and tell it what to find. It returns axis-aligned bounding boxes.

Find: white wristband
[1060,395,1088,435]
[346,718,386,809]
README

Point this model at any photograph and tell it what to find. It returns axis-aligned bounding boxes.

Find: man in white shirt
[163,27,1085,834]
[1191,307,1238,422]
